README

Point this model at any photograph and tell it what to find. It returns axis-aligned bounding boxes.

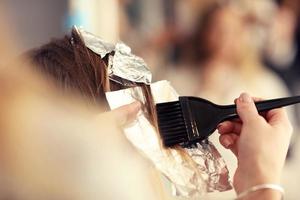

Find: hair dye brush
[156,96,300,147]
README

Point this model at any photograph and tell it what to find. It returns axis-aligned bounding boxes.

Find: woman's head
[176,3,245,65]
[203,6,244,61]
[27,28,110,105]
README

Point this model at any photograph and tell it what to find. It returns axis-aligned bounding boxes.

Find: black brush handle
[221,96,300,120]
[255,96,300,112]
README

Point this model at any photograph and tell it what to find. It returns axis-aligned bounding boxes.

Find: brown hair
[26,28,156,123]
[174,3,226,66]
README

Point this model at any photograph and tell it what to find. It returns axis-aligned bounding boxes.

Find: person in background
[167,2,290,103]
[264,0,300,129]
[264,0,299,92]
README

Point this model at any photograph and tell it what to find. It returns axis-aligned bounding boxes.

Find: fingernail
[239,93,252,103]
[223,137,232,148]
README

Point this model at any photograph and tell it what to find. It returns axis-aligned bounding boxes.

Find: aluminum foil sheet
[106,81,232,197]
[75,26,151,84]
[111,43,152,84]
[76,26,115,58]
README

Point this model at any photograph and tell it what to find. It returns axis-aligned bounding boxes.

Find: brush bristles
[156,101,189,147]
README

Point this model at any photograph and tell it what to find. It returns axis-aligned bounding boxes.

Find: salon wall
[1,0,68,52]
[68,0,120,42]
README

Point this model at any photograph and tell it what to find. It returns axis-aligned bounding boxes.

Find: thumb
[112,101,141,126]
[236,93,259,124]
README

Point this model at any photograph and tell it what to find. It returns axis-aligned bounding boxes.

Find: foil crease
[111,43,152,84]
[106,81,232,197]
[76,26,151,84]
[76,26,115,58]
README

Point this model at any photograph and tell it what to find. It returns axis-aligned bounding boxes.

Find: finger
[251,96,292,131]
[266,107,291,128]
[252,97,264,102]
[217,121,242,135]
[112,101,141,126]
[234,98,238,104]
[252,97,268,118]
[234,97,263,104]
[235,97,265,119]
[236,93,260,124]
[219,134,239,156]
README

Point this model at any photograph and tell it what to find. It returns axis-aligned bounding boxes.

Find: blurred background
[1,0,300,199]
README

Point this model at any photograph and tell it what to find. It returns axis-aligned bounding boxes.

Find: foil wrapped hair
[73,26,152,85]
[74,26,232,197]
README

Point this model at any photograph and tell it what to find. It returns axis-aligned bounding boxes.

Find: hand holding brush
[218,93,292,200]
[156,93,299,147]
